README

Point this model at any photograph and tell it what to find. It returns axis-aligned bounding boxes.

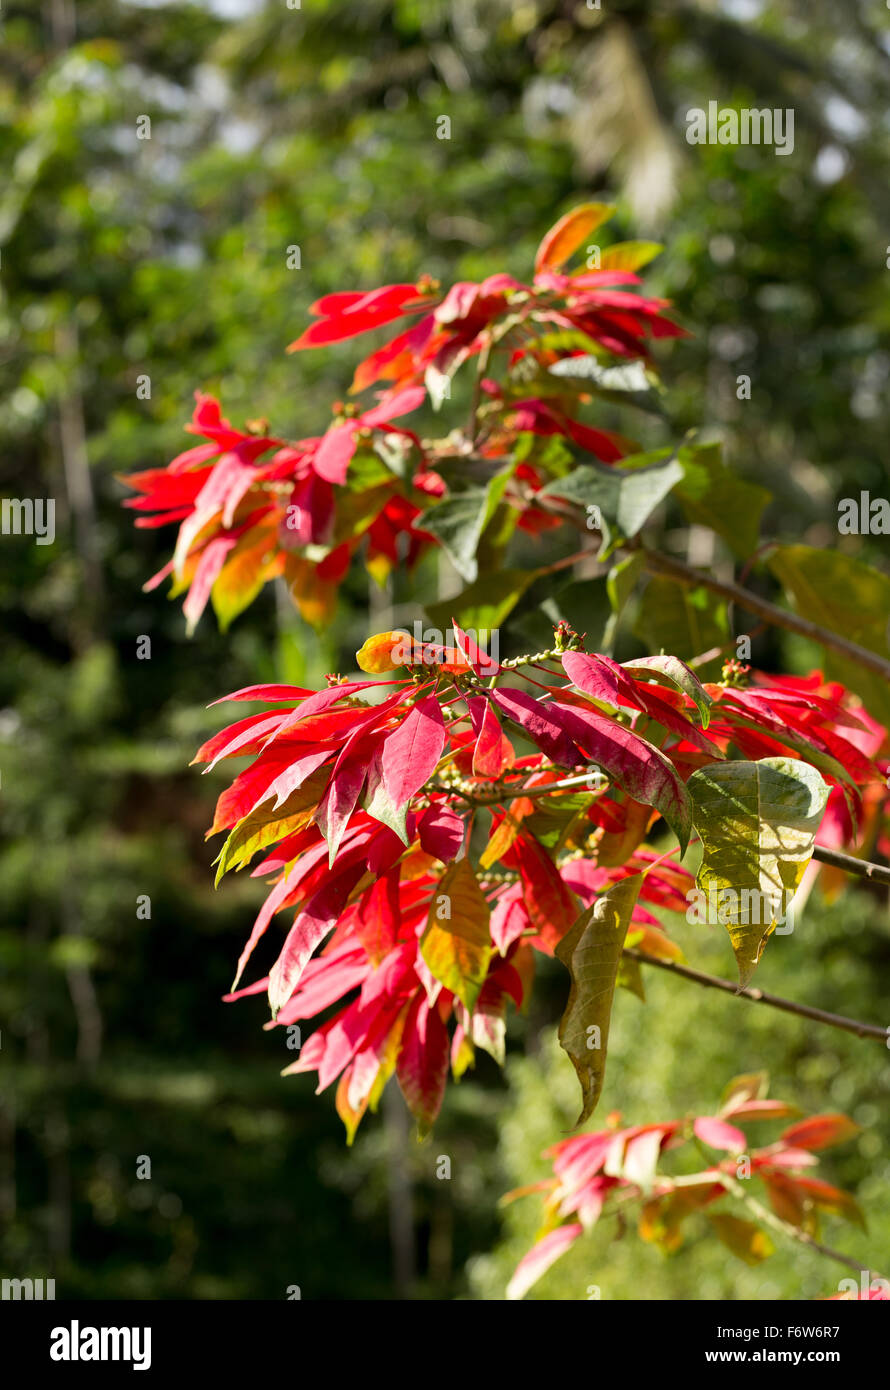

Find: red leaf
[395,993,450,1136]
[417,804,465,862]
[287,284,421,352]
[551,700,692,852]
[268,864,366,1016]
[452,620,501,678]
[313,423,358,484]
[506,1224,584,1301]
[513,835,580,950]
[381,695,446,805]
[780,1114,860,1152]
[562,650,640,710]
[468,696,513,777]
[693,1116,746,1152]
[355,871,402,964]
[489,687,581,768]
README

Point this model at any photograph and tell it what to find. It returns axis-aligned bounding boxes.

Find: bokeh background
[2,0,889,1300]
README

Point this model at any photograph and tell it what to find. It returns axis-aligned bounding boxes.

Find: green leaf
[424,568,538,634]
[555,875,641,1125]
[548,357,654,392]
[420,464,514,582]
[604,551,645,650]
[674,441,771,559]
[541,452,682,558]
[708,1213,774,1266]
[767,544,890,726]
[616,953,646,1001]
[634,575,729,666]
[688,758,830,985]
[720,1071,769,1112]
[421,858,492,1012]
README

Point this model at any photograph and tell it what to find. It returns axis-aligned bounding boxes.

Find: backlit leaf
[708,1213,774,1266]
[688,758,830,984]
[534,202,614,273]
[555,875,641,1125]
[421,858,492,1012]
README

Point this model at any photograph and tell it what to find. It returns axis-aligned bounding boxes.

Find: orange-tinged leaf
[479,801,533,869]
[355,629,411,673]
[596,797,655,867]
[336,1064,370,1146]
[214,772,328,885]
[211,520,282,632]
[721,1099,800,1123]
[762,1171,810,1230]
[794,1176,866,1230]
[639,1184,715,1253]
[535,203,615,275]
[420,858,492,1012]
[500,1180,557,1208]
[625,923,683,962]
[780,1114,860,1152]
[287,554,338,628]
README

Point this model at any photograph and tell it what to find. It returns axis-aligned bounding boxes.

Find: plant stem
[812,844,890,888]
[623,948,889,1043]
[522,482,890,682]
[641,548,890,682]
[713,1171,884,1283]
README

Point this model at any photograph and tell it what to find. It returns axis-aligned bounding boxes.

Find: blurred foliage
[0,0,888,1299]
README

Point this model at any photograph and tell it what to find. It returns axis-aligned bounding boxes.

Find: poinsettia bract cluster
[505,1072,866,1300]
[121,205,686,631]
[197,626,886,1139]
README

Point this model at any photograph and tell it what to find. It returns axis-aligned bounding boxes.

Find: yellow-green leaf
[767,544,890,726]
[421,858,492,1012]
[708,1213,774,1266]
[599,240,662,272]
[214,771,327,885]
[555,875,641,1126]
[688,758,829,985]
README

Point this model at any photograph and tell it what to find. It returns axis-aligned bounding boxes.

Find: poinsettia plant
[126,205,890,1297]
[504,1072,884,1301]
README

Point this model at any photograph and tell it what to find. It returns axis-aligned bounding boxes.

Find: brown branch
[812,844,890,888]
[523,485,890,682]
[624,948,889,1042]
[712,1171,884,1284]
[641,548,890,683]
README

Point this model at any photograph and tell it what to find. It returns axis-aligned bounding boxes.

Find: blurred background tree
[0,0,887,1299]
